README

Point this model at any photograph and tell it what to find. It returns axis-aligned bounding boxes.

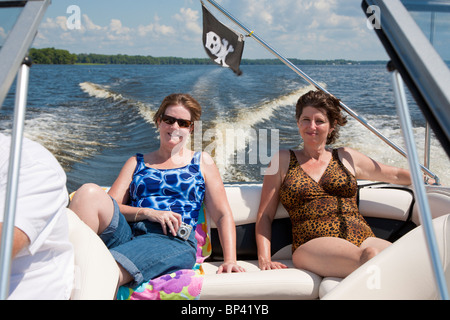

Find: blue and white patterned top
[129,152,205,229]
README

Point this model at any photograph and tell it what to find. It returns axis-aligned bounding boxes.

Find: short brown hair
[153,93,202,126]
[296,90,347,145]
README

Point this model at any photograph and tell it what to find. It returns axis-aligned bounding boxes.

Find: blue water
[1,64,448,191]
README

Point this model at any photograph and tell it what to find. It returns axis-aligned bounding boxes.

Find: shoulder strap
[136,153,144,162]
[332,148,355,178]
[284,149,300,175]
[331,148,339,160]
[133,153,146,175]
[191,151,201,164]
[288,149,298,168]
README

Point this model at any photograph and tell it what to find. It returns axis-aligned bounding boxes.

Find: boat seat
[200,259,321,300]
[322,214,450,299]
[200,183,418,300]
[67,208,119,300]
[66,183,449,300]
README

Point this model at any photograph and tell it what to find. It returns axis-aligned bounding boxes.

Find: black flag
[202,3,244,75]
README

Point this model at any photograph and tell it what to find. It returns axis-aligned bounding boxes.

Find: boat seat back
[412,186,450,225]
[322,214,450,300]
[207,183,416,261]
[67,208,119,300]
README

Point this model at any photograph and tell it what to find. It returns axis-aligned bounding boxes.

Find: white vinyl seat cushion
[200,260,322,300]
[67,208,119,300]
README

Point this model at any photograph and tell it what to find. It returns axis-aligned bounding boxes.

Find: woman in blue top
[69,93,245,288]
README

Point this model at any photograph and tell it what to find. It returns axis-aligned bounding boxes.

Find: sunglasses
[160,114,193,128]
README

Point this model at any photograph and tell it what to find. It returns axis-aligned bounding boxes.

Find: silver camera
[176,222,192,241]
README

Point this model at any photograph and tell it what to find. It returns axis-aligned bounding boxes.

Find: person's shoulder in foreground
[0,133,74,300]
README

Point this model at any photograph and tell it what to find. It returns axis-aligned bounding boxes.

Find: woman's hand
[424,175,437,185]
[217,261,246,274]
[259,260,288,271]
[141,208,182,236]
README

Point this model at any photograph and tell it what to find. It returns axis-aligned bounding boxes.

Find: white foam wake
[79,81,156,125]
[79,82,124,101]
[207,83,322,180]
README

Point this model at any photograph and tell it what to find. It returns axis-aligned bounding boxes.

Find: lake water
[1,63,448,192]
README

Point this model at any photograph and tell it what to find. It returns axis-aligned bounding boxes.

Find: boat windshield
[0,2,25,49]
[402,0,450,66]
[363,0,450,158]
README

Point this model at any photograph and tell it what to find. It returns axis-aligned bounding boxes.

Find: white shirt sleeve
[0,134,74,299]
[0,135,68,254]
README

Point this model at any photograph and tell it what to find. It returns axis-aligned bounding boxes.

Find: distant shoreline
[29,47,387,66]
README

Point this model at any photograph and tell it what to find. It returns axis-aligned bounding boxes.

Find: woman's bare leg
[360,237,391,260]
[292,237,391,278]
[69,183,133,285]
[69,183,115,234]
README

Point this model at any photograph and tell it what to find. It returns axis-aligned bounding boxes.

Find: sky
[24,0,393,60]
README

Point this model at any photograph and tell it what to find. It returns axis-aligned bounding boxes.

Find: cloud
[82,14,102,32]
[40,16,69,31]
[215,0,386,60]
[174,7,202,35]
[33,9,195,55]
[32,1,387,60]
[137,15,176,37]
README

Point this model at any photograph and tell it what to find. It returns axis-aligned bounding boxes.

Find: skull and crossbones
[205,31,235,68]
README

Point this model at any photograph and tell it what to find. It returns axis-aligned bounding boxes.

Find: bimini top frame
[0,0,51,300]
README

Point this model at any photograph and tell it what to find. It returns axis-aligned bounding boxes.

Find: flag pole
[202,0,439,182]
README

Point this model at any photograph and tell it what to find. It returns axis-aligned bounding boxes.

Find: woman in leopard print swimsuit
[256,90,412,278]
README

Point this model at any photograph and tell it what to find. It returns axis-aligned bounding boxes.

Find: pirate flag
[202,3,244,75]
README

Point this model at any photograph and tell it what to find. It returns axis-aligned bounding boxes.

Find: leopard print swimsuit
[279,149,375,253]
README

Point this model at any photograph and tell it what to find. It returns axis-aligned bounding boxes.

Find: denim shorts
[99,197,197,288]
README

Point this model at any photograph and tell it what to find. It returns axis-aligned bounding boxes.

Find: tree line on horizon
[28,47,386,66]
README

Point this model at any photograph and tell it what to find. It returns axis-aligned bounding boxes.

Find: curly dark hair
[296,90,347,145]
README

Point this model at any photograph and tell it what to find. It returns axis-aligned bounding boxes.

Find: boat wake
[79,82,124,101]
[3,81,158,184]
[207,83,322,181]
[79,82,156,125]
[78,81,323,183]
[339,115,450,185]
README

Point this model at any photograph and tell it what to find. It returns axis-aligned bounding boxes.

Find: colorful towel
[116,207,211,300]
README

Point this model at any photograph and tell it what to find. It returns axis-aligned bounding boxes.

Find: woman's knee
[70,183,110,211]
[73,183,105,201]
[291,246,310,270]
[69,183,114,233]
[361,237,391,251]
[360,247,379,265]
